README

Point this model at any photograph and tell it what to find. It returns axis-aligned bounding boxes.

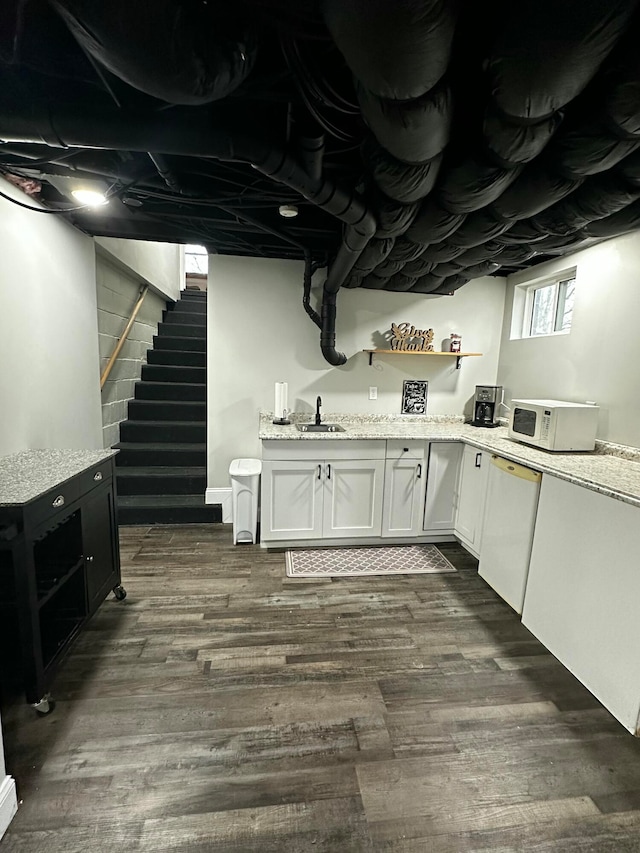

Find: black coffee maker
[471,385,502,428]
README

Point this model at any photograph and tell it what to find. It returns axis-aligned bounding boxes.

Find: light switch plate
[369,386,378,400]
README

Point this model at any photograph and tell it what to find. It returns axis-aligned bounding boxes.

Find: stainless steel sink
[295,423,345,433]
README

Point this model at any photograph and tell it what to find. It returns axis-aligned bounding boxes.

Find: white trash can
[229,458,262,544]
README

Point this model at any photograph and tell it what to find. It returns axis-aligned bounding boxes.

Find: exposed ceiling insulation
[2,0,640,303]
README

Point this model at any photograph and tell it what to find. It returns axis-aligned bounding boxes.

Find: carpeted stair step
[142,364,206,383]
[163,309,206,326]
[127,399,206,421]
[117,467,207,495]
[117,494,220,525]
[157,322,206,339]
[114,288,211,526]
[146,349,206,367]
[152,334,205,352]
[114,442,207,467]
[168,302,207,318]
[135,381,206,401]
[120,420,206,443]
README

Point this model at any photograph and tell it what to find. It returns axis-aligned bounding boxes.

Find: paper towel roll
[274,382,288,419]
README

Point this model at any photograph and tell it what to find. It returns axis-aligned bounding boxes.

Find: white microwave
[508,399,599,451]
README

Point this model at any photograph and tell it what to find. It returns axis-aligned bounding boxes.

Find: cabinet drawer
[79,460,113,496]
[262,439,385,461]
[386,440,425,460]
[26,479,80,529]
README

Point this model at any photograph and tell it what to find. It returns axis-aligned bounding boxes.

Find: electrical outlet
[369,386,378,400]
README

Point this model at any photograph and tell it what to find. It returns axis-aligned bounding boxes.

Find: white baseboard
[260,534,456,549]
[0,775,18,841]
[205,487,232,523]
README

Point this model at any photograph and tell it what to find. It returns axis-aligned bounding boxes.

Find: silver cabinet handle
[417,463,422,479]
[475,452,482,468]
[327,463,331,480]
[52,495,65,508]
[93,471,103,481]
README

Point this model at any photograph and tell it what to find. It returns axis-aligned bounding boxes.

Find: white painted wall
[207,254,506,485]
[0,177,103,455]
[97,254,167,448]
[95,237,183,301]
[497,231,640,447]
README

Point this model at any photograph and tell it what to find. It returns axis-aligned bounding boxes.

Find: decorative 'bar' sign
[389,322,434,352]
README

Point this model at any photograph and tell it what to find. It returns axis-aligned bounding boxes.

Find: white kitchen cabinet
[322,459,385,538]
[261,460,323,540]
[423,441,462,532]
[382,443,426,537]
[522,476,640,735]
[260,441,386,544]
[455,444,489,557]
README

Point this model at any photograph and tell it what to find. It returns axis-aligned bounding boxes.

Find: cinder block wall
[97,255,169,448]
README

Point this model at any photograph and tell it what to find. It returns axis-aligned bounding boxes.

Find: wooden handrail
[100,284,149,389]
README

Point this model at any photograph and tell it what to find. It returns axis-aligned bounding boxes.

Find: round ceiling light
[278,204,299,218]
[71,189,108,207]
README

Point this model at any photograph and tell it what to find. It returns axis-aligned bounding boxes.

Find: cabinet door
[522,477,640,734]
[382,458,426,537]
[82,484,119,616]
[423,442,462,531]
[323,460,384,538]
[261,461,323,541]
[455,446,489,555]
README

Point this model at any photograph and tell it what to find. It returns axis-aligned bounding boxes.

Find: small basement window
[511,269,576,339]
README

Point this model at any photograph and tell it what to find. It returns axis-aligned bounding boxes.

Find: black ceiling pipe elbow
[324,217,377,294]
[302,249,322,329]
[320,289,347,366]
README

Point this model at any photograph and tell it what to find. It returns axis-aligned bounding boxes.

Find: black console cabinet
[0,452,125,713]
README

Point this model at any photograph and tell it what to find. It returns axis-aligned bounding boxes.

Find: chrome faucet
[315,395,322,425]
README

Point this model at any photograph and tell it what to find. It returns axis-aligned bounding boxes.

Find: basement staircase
[114,289,221,525]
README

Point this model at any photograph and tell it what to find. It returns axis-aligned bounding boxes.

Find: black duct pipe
[324,222,376,293]
[299,131,325,183]
[148,153,183,194]
[320,289,347,366]
[0,97,375,231]
[302,249,322,329]
[0,95,377,362]
[50,0,256,105]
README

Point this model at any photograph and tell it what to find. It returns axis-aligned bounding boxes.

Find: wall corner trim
[205,487,232,523]
[0,775,18,841]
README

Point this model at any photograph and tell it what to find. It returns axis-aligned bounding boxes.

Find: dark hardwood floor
[2,524,640,851]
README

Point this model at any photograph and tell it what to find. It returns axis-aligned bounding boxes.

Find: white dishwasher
[478,455,542,614]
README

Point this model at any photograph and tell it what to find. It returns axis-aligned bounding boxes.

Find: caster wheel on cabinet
[32,696,55,716]
[113,585,127,601]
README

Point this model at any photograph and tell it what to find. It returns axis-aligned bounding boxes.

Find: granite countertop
[0,449,117,506]
[259,412,640,509]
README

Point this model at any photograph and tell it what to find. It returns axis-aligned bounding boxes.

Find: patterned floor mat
[285,544,456,577]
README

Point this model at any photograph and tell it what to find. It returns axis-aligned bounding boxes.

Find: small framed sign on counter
[401,380,428,414]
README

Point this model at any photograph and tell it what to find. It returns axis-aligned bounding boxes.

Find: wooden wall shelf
[363,349,482,369]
